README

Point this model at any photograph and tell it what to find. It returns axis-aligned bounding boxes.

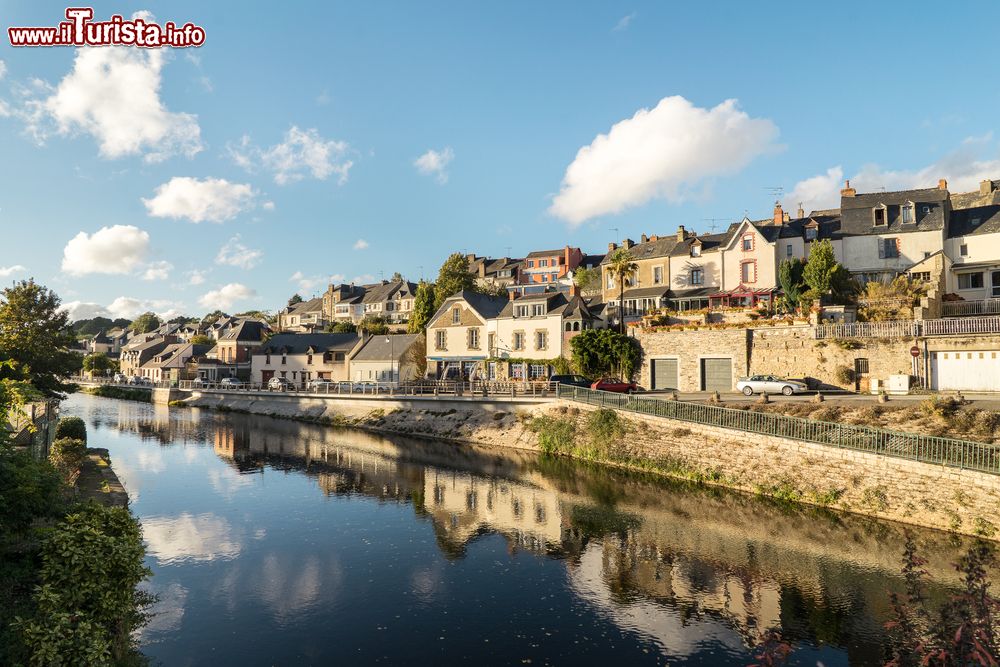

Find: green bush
[528,415,577,455]
[54,416,87,443]
[49,438,87,481]
[0,447,64,536]
[14,503,152,665]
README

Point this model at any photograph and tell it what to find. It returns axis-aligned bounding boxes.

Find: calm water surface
[62,394,979,666]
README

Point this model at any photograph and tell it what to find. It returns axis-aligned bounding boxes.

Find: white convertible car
[736,375,809,396]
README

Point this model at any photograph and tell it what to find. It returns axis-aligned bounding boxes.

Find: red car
[591,377,638,393]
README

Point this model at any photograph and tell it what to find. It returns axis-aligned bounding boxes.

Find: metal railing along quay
[557,385,1000,475]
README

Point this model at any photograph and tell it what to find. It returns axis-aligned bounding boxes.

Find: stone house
[278,297,327,332]
[467,255,522,292]
[142,343,213,383]
[360,280,418,325]
[252,333,364,387]
[119,334,176,377]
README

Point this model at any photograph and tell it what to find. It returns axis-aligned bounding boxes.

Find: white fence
[815,316,1000,339]
[942,299,1000,317]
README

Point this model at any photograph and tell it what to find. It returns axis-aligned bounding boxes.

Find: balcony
[941,298,1000,317]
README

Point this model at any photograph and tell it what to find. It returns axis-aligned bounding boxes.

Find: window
[531,304,545,316]
[958,273,984,290]
[785,244,793,257]
[487,333,495,353]
[910,272,931,283]
[516,305,529,317]
[539,259,549,267]
[740,261,755,283]
[468,328,480,349]
[805,226,818,241]
[993,272,1000,298]
[542,274,549,282]
[307,354,313,365]
[452,307,461,324]
[901,202,914,224]
[513,332,525,350]
[690,269,704,285]
[873,205,887,226]
[435,330,447,350]
[526,260,534,268]
[265,353,271,364]
[878,238,900,259]
[742,234,754,251]
[281,355,287,365]
[535,331,547,350]
[653,266,663,285]
[960,244,969,257]
[691,244,701,257]
[606,272,614,288]
[529,364,547,379]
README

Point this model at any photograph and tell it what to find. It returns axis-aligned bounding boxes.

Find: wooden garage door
[651,359,678,391]
[700,358,732,392]
[931,350,1000,391]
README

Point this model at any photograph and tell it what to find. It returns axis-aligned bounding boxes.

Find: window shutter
[878,239,885,259]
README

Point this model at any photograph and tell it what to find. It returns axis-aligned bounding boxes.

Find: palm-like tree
[607,248,638,333]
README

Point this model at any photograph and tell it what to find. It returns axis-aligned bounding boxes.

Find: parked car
[736,375,809,396]
[191,377,206,386]
[220,377,244,388]
[113,373,127,384]
[307,378,333,391]
[591,377,638,393]
[267,376,293,391]
[127,376,145,385]
[550,374,593,388]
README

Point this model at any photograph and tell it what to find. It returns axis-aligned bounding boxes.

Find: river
[62,393,981,666]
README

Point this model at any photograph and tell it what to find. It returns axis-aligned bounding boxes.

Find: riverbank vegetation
[2,391,152,663]
[83,385,153,403]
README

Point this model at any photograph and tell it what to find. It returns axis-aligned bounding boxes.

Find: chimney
[570,282,580,298]
[840,180,856,197]
[564,245,571,270]
[466,253,476,262]
[796,202,805,219]
[981,179,995,196]
[508,290,517,302]
[478,261,486,278]
[677,225,686,242]
[640,233,648,243]
[622,238,634,249]
[607,242,617,253]
[649,234,658,242]
[773,201,784,225]
[938,178,948,190]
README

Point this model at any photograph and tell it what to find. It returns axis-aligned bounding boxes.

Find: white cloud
[414,147,454,184]
[0,60,7,80]
[262,200,275,211]
[20,46,202,162]
[141,261,173,281]
[613,12,636,31]
[549,96,781,225]
[229,126,353,185]
[352,273,376,284]
[289,271,325,292]
[61,301,110,321]
[786,136,1000,213]
[61,225,149,275]
[143,177,256,223]
[215,235,262,270]
[0,264,27,277]
[187,269,208,286]
[353,238,369,250]
[106,296,184,320]
[198,283,256,310]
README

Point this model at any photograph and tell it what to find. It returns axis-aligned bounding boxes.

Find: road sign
[910,345,920,357]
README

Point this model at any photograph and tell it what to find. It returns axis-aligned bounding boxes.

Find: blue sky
[3,1,1000,320]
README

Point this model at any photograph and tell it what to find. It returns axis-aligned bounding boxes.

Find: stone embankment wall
[552,401,1000,540]
[181,390,1000,540]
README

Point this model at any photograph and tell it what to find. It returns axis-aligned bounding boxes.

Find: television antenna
[701,218,728,234]
[763,186,784,200]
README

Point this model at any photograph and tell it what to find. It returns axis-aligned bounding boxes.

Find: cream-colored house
[252,333,364,387]
[944,179,1000,303]
[277,297,327,332]
[425,291,508,380]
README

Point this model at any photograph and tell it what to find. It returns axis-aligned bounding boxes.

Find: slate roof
[618,286,672,299]
[360,280,418,304]
[430,290,509,325]
[525,249,565,258]
[148,343,213,368]
[286,297,324,315]
[839,187,948,236]
[948,184,1000,237]
[351,334,421,362]
[669,231,730,257]
[497,292,600,320]
[91,330,110,344]
[257,333,361,355]
[601,235,682,265]
[219,320,268,342]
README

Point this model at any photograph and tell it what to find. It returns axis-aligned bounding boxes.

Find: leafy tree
[54,416,87,442]
[476,282,508,298]
[326,321,357,334]
[129,311,161,334]
[167,315,193,324]
[408,280,437,333]
[777,258,806,312]
[0,280,79,396]
[858,275,925,321]
[358,315,390,336]
[573,266,601,294]
[200,310,228,326]
[390,271,404,282]
[82,353,116,376]
[235,309,273,323]
[189,334,214,346]
[72,316,116,338]
[607,248,639,333]
[802,240,854,304]
[569,329,641,380]
[287,294,303,307]
[433,253,476,309]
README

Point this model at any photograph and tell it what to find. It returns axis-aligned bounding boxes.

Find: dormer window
[691,242,702,257]
[805,226,818,241]
[901,201,915,224]
[873,204,887,226]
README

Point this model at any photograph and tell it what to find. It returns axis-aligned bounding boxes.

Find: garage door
[700,358,732,392]
[651,359,678,391]
[931,350,1000,391]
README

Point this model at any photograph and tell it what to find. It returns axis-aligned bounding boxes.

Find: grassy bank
[83,385,152,403]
